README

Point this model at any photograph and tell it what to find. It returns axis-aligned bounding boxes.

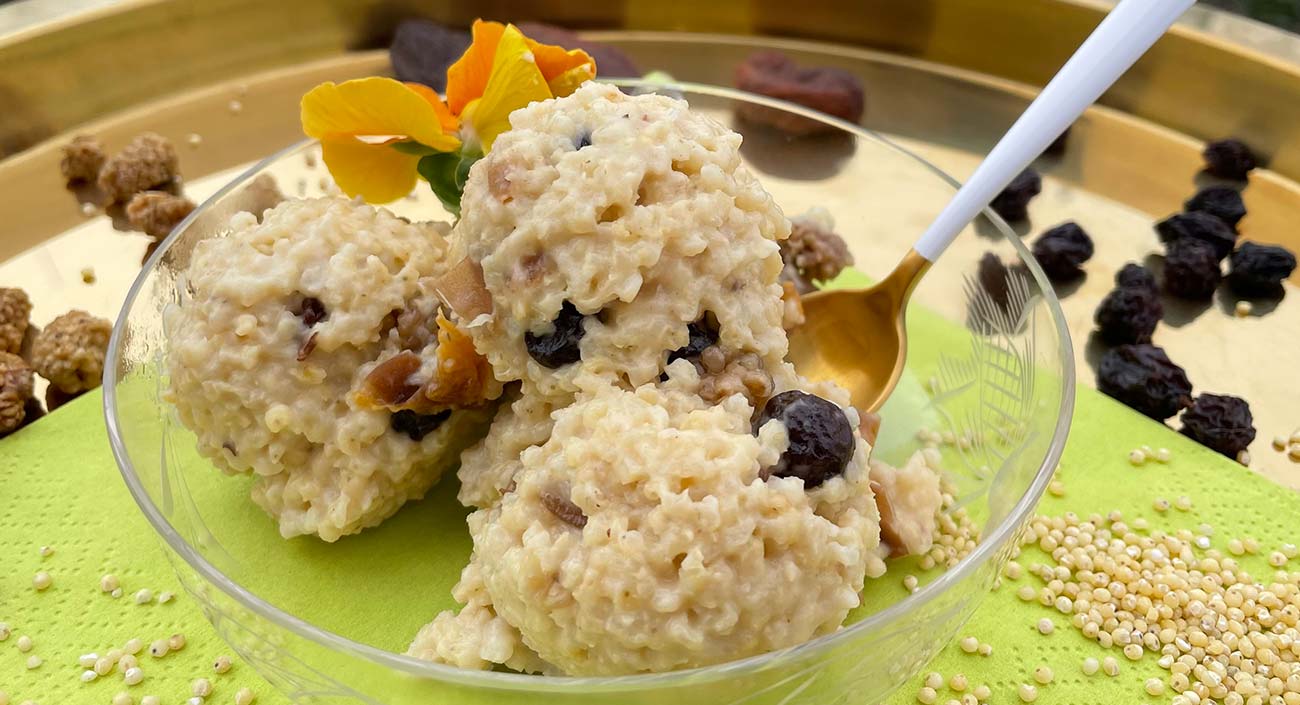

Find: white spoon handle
[912,0,1195,262]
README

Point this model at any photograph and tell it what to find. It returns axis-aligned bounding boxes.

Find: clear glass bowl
[104,79,1074,705]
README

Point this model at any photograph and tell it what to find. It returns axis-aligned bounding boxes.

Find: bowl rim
[103,77,1075,692]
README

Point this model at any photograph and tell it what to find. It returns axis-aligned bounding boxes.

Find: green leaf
[391,141,440,156]
[416,150,481,218]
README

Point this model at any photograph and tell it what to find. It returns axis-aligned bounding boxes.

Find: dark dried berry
[1228,242,1297,297]
[389,19,471,91]
[1031,221,1093,281]
[1114,263,1158,294]
[754,390,854,489]
[295,296,328,326]
[1179,393,1255,458]
[1203,138,1257,181]
[1096,344,1192,421]
[1163,238,1223,300]
[525,301,586,368]
[1184,186,1246,229]
[978,253,1012,310]
[390,409,451,441]
[1094,285,1162,345]
[574,130,591,150]
[733,51,865,136]
[667,318,718,364]
[1156,212,1237,261]
[989,169,1041,223]
[1043,126,1070,157]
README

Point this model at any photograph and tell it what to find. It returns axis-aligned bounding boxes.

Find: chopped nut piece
[98,133,179,203]
[432,257,493,320]
[697,346,773,408]
[780,280,805,330]
[61,135,106,183]
[126,191,195,239]
[30,310,112,394]
[0,287,31,355]
[871,452,943,557]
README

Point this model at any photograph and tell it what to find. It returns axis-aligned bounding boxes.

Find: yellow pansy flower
[299,19,596,205]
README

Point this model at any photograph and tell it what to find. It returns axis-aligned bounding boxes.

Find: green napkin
[2,328,1292,705]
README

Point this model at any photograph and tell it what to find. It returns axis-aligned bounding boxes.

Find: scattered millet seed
[234,688,255,705]
[111,588,123,599]
[0,693,7,705]
[917,689,937,705]
[213,655,233,674]
[0,623,8,640]
[1195,535,1211,549]
[168,633,187,651]
[141,697,160,705]
[959,636,979,653]
[1228,538,1246,555]
[924,672,943,690]
[38,545,53,557]
[148,640,168,658]
[16,635,33,652]
[1237,449,1252,466]
[1290,445,1300,462]
[133,589,152,604]
[1123,643,1143,660]
[949,673,968,692]
[1017,683,1038,702]
[80,267,96,284]
[1174,495,1192,511]
[94,656,114,675]
[1017,585,1036,601]
[228,100,243,115]
[1270,551,1289,568]
[124,638,144,655]
[186,133,202,148]
[81,202,98,217]
[118,654,137,671]
[977,643,992,656]
[32,571,51,591]
[1153,497,1171,513]
[25,655,41,669]
[187,698,203,705]
[1128,449,1147,466]
[1278,437,1291,451]
[904,575,919,592]
[1146,677,1166,696]
[1284,543,1299,558]
[157,591,174,604]
[112,693,132,705]
[79,653,98,668]
[81,670,97,683]
[1004,561,1023,580]
[1102,656,1119,677]
[1082,657,1099,675]
[1243,536,1260,553]
[101,574,120,592]
[973,684,991,701]
[1048,480,1065,496]
[1033,665,1054,684]
[1155,447,1172,463]
[1235,300,1253,317]
[192,678,213,697]
[123,666,143,685]
[1036,618,1054,635]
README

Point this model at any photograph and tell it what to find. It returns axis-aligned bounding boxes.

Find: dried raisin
[1031,221,1093,281]
[1114,263,1158,294]
[1163,238,1222,300]
[1179,393,1255,458]
[989,169,1041,223]
[667,318,718,364]
[1184,186,1246,229]
[390,409,451,441]
[1094,265,1163,345]
[1096,344,1192,421]
[1156,212,1237,261]
[754,390,854,489]
[1202,138,1257,181]
[525,301,586,369]
[1228,242,1297,297]
[295,296,328,326]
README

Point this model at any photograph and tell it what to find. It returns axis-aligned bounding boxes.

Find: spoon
[787,0,1196,414]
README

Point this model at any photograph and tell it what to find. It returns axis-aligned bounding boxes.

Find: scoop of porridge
[165,197,497,541]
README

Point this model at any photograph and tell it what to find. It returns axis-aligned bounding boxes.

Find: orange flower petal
[319,138,422,204]
[405,82,460,134]
[544,63,597,99]
[446,20,505,116]
[526,39,596,87]
[301,77,459,152]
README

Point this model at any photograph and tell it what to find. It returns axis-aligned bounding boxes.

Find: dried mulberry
[734,51,865,136]
[989,169,1041,223]
[126,191,196,239]
[60,135,106,184]
[1031,221,1093,281]
[0,352,34,435]
[98,133,179,203]
[1096,344,1192,421]
[780,212,854,284]
[30,310,113,394]
[1163,238,1222,300]
[1228,242,1296,297]
[1202,138,1257,181]
[1179,393,1255,458]
[1184,186,1246,229]
[1156,212,1237,261]
[389,19,471,91]
[1094,265,1162,345]
[0,287,32,355]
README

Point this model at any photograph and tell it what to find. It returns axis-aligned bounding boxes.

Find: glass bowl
[104,79,1073,705]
